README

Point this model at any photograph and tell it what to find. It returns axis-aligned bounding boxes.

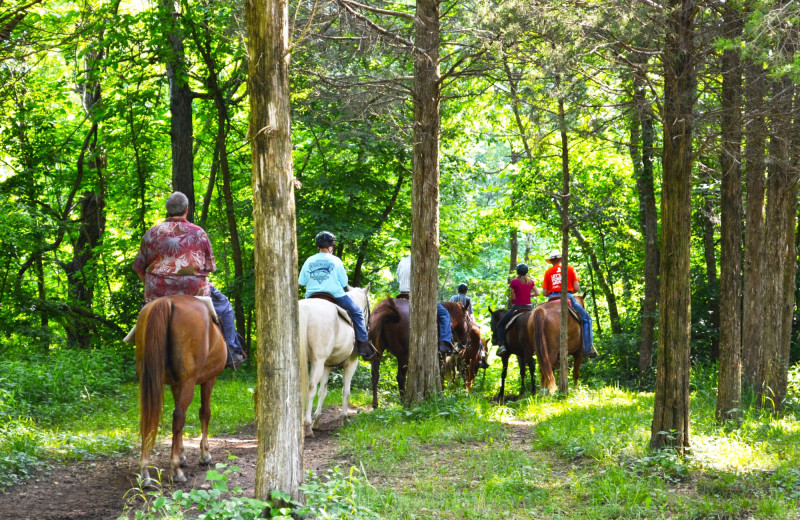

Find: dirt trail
[0,407,350,520]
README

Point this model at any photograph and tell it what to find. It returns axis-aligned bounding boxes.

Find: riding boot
[584,344,598,359]
[438,340,455,354]
[356,339,379,361]
[226,343,247,371]
[496,344,508,357]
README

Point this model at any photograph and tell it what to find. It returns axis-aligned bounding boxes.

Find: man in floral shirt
[133,192,246,369]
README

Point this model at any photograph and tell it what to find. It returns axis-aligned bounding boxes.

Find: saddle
[308,292,352,325]
[504,305,532,331]
[123,295,219,345]
[546,297,582,323]
[396,292,410,300]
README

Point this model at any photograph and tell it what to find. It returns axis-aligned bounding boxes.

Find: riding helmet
[315,231,336,248]
[516,263,529,275]
[457,283,468,293]
[547,249,562,261]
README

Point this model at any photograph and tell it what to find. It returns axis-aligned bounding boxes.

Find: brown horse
[489,307,536,402]
[528,296,585,393]
[441,301,485,391]
[368,297,411,408]
[135,295,226,487]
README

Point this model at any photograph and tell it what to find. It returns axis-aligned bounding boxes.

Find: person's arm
[573,280,581,293]
[336,261,348,288]
[137,272,145,284]
[532,283,540,298]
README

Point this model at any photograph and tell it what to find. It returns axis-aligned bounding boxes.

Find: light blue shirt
[298,252,348,298]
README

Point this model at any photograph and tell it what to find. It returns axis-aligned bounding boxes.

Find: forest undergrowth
[1,347,799,519]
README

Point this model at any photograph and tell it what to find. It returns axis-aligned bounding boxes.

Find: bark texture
[741,63,767,389]
[160,0,195,220]
[757,76,796,411]
[558,97,570,395]
[716,9,743,423]
[405,0,442,404]
[700,167,719,361]
[246,0,304,501]
[631,69,660,376]
[650,0,695,452]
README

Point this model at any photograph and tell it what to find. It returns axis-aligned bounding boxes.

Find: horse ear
[366,282,371,292]
[488,305,493,314]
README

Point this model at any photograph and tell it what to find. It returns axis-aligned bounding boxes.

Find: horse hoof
[199,454,213,466]
[304,426,314,437]
[173,472,187,484]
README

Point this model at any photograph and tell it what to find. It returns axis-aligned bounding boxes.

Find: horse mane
[441,301,464,320]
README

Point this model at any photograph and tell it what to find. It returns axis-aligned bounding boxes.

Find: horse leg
[573,354,582,388]
[496,355,509,402]
[527,353,537,395]
[397,360,408,400]
[517,353,526,398]
[313,366,333,428]
[198,380,215,466]
[371,355,381,409]
[139,425,157,488]
[340,356,359,424]
[305,360,325,437]
[170,381,194,483]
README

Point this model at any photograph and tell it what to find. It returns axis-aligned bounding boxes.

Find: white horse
[298,285,370,437]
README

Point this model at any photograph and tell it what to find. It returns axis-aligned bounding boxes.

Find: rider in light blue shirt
[299,231,377,360]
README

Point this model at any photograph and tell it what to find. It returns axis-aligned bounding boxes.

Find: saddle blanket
[504,304,580,331]
[123,296,218,345]
[307,293,353,325]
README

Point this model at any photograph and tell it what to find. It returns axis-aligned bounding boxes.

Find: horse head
[488,306,506,346]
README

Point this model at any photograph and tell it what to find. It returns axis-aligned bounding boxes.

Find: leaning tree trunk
[246,0,303,501]
[509,229,518,273]
[558,96,570,396]
[741,63,767,389]
[159,0,195,220]
[650,0,696,453]
[699,166,720,361]
[405,0,442,405]
[632,68,660,376]
[716,8,743,423]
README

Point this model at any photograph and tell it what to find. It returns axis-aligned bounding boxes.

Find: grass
[2,347,800,519]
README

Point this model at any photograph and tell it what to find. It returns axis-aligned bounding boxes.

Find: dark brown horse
[441,301,485,391]
[528,296,585,393]
[369,297,411,408]
[135,295,226,486]
[489,307,536,402]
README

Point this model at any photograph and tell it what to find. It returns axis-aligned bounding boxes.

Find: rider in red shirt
[542,249,597,359]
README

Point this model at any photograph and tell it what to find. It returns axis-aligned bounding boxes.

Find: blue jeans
[334,295,368,341]
[209,285,241,348]
[549,292,593,353]
[437,303,452,342]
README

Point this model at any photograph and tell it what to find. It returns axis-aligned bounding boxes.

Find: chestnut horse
[441,301,484,391]
[528,296,585,393]
[135,295,226,487]
[489,307,536,402]
[368,297,410,408]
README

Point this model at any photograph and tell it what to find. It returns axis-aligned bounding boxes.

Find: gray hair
[166,192,189,217]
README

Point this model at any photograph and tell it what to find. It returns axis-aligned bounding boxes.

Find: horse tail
[532,306,555,390]
[138,298,171,456]
[298,304,309,418]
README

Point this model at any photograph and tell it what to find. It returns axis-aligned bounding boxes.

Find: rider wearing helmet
[542,249,597,358]
[495,263,540,357]
[298,231,378,361]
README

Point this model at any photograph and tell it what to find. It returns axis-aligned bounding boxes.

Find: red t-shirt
[542,264,578,295]
[509,278,536,305]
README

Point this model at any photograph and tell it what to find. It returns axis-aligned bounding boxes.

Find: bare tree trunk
[558,96,570,395]
[246,0,303,501]
[509,229,518,273]
[716,8,743,423]
[632,68,660,376]
[406,0,442,404]
[757,76,793,412]
[571,226,620,333]
[700,167,720,360]
[651,0,695,453]
[741,63,767,389]
[159,0,195,220]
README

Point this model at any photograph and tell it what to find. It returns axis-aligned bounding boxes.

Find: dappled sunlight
[690,434,779,473]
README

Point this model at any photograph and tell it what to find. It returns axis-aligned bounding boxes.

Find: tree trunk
[650,0,695,453]
[246,0,303,501]
[758,76,796,411]
[509,229,518,273]
[632,68,660,377]
[570,226,620,334]
[405,0,442,405]
[558,96,570,395]
[741,63,767,389]
[160,0,195,220]
[716,9,743,423]
[700,167,720,360]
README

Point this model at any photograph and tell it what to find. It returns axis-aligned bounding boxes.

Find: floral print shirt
[132,216,216,302]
